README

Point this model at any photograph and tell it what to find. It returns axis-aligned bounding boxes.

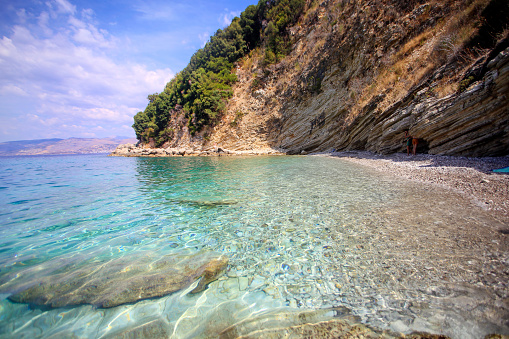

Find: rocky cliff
[123,0,509,157]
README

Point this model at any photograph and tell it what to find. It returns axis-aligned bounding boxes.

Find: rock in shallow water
[218,308,344,338]
[3,250,227,308]
[108,318,170,338]
[217,307,452,339]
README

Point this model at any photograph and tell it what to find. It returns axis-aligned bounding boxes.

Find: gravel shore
[322,151,509,223]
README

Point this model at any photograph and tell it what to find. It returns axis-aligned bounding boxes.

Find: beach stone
[249,276,266,290]
[238,277,249,291]
[165,147,177,155]
[263,285,281,298]
[111,319,171,338]
[222,278,239,291]
[391,320,410,333]
[4,250,228,308]
[221,278,240,299]
[289,299,298,308]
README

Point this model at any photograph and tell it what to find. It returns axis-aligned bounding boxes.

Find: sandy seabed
[319,151,509,225]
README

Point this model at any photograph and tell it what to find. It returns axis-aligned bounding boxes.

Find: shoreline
[111,143,509,222]
[319,151,509,224]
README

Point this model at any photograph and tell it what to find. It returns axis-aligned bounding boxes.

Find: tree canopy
[133,0,305,146]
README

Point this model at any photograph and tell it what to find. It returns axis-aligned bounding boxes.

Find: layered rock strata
[210,43,509,158]
[335,47,509,156]
[209,1,509,157]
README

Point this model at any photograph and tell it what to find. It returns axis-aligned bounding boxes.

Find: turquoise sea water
[0,154,507,338]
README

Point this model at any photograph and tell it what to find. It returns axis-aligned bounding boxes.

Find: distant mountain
[0,137,137,156]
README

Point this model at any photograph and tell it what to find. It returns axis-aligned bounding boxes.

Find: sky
[0,0,257,142]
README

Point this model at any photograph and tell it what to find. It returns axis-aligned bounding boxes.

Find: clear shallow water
[0,154,507,338]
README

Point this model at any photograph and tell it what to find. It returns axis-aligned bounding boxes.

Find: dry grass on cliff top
[354,0,497,117]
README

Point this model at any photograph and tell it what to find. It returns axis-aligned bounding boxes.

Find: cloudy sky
[0,0,256,142]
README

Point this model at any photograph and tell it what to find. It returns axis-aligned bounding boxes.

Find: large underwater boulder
[2,250,228,308]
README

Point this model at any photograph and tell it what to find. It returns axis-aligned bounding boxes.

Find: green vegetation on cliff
[133,0,305,146]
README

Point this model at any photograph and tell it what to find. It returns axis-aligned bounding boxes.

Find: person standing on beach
[404,130,412,156]
[412,136,418,155]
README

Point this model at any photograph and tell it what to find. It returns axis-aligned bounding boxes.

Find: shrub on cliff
[263,0,305,64]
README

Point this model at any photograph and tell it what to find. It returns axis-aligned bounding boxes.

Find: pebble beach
[323,151,509,224]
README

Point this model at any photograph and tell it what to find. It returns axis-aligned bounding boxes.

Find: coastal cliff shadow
[328,150,509,174]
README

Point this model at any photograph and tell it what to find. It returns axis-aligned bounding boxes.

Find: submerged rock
[217,307,452,339]
[176,199,238,207]
[110,318,171,339]
[3,250,227,308]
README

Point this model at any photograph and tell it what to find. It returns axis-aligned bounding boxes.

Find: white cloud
[67,15,116,48]
[68,15,87,29]
[0,0,174,141]
[0,85,28,96]
[219,9,240,27]
[73,28,106,46]
[0,37,16,58]
[38,11,53,36]
[198,32,210,47]
[50,0,77,15]
[133,2,176,20]
[81,8,94,21]
[17,9,28,24]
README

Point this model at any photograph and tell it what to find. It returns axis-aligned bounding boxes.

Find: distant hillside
[0,137,137,156]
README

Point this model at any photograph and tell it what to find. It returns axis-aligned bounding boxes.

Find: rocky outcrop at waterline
[109,143,284,157]
[0,250,227,308]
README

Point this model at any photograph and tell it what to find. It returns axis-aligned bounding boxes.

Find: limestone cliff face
[161,0,509,157]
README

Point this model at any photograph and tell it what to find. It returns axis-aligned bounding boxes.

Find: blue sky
[0,0,257,142]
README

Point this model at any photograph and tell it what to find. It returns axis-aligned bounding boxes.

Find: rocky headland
[103,2,509,337]
[125,0,509,159]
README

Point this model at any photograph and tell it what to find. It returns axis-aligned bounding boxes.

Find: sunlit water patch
[0,154,507,338]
